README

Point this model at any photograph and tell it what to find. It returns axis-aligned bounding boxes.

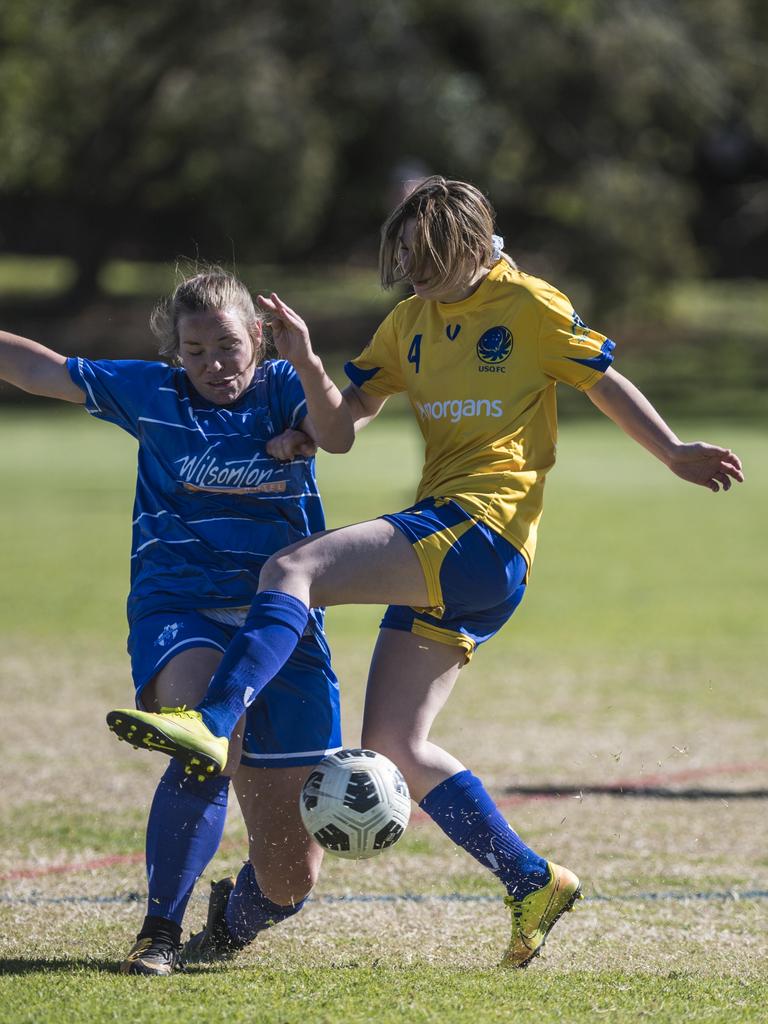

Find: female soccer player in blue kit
[110,178,744,968]
[0,270,344,974]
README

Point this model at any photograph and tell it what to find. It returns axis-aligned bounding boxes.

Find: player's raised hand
[257,293,315,368]
[266,428,318,461]
[667,442,744,492]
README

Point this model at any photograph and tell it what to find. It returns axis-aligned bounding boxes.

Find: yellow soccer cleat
[501,861,582,968]
[106,707,228,777]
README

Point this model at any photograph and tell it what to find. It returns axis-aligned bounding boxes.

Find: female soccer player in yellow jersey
[109,177,744,968]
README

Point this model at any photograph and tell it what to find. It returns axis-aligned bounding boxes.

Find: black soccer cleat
[119,934,182,976]
[182,876,244,964]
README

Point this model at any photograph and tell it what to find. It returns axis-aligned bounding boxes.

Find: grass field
[0,406,766,1023]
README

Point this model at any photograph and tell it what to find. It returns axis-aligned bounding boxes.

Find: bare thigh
[361,628,467,802]
[259,518,430,608]
[142,647,244,775]
[232,764,323,906]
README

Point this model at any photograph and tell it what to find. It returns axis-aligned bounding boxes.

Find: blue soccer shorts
[381,497,527,661]
[127,610,341,768]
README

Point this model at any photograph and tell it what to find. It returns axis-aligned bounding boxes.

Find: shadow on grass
[0,957,118,975]
[0,956,251,977]
[503,785,768,799]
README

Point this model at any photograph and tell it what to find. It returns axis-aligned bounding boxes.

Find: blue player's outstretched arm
[0,329,84,403]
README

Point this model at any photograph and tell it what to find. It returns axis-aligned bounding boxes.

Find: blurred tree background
[0,0,766,413]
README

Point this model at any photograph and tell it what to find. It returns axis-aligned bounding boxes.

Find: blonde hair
[151,269,265,364]
[380,175,500,294]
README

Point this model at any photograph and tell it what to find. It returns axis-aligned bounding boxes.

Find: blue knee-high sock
[145,759,230,926]
[225,861,306,947]
[197,591,309,738]
[419,770,550,898]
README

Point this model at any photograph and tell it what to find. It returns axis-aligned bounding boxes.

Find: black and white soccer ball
[299,749,411,859]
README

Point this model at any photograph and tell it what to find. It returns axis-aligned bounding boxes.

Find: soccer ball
[299,748,411,859]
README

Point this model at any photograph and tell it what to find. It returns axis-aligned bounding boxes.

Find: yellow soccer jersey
[344,259,615,570]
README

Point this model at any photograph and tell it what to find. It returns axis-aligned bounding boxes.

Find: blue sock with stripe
[225,861,306,946]
[145,759,230,926]
[419,769,550,898]
[196,591,309,738]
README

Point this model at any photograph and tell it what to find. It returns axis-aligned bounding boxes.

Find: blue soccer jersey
[67,357,325,625]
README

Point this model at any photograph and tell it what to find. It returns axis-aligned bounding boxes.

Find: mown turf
[0,406,766,1022]
[1,966,766,1024]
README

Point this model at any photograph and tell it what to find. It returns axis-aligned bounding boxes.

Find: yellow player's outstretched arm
[587,367,744,492]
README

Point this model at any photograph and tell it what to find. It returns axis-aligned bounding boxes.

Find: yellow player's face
[177,309,258,405]
[397,217,486,303]
[397,217,444,299]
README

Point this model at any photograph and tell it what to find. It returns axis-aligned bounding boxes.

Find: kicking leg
[108,519,428,763]
[195,518,430,739]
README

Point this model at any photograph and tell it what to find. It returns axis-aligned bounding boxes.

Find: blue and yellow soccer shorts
[381,497,527,661]
[127,610,341,768]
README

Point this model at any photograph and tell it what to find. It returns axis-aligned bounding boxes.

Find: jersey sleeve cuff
[65,356,99,411]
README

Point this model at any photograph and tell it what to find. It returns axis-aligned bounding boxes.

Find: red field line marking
[3,761,767,881]
[0,853,144,882]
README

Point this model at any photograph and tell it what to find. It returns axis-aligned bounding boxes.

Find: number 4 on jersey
[408,334,423,373]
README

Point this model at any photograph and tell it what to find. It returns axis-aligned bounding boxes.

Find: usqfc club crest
[476,326,513,372]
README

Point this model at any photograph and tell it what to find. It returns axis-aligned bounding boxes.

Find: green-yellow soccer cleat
[501,861,583,968]
[106,707,228,779]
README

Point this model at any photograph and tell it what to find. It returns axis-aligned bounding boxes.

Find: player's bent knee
[257,551,290,590]
[249,829,323,906]
[258,548,313,592]
[253,859,317,907]
[361,730,419,771]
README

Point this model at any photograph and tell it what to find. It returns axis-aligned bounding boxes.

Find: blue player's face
[177,310,258,405]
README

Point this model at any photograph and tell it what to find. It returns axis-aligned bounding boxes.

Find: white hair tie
[491,234,505,261]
